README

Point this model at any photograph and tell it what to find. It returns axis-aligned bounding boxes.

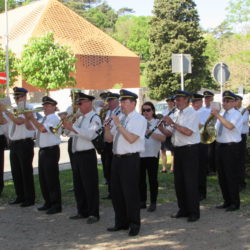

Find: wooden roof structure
[0,0,140,90]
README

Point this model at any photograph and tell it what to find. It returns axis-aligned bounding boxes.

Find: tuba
[200,102,221,144]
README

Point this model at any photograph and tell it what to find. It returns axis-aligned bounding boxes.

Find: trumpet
[49,113,75,135]
[13,107,44,117]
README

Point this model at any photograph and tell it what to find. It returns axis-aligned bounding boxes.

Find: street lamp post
[5,0,10,97]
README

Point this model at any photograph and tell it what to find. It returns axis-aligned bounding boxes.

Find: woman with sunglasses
[140,102,166,212]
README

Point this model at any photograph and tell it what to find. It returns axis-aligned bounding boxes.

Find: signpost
[172,54,192,90]
[0,72,7,84]
[213,62,230,96]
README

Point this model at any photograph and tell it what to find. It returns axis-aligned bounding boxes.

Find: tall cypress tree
[146,0,212,100]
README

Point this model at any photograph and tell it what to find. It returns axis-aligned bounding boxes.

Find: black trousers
[72,149,99,218]
[173,144,200,217]
[10,138,35,203]
[140,157,159,204]
[217,142,240,207]
[0,135,7,193]
[68,137,73,167]
[239,134,247,188]
[198,143,209,199]
[39,145,61,208]
[208,141,216,173]
[111,153,140,228]
[103,142,113,195]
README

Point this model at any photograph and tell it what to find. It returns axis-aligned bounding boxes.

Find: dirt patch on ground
[0,202,249,249]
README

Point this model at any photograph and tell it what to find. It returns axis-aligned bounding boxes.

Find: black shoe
[216,204,230,209]
[8,198,24,205]
[171,211,188,218]
[86,216,99,224]
[102,195,111,200]
[187,215,200,222]
[128,225,140,236]
[147,203,156,212]
[69,214,88,220]
[37,204,51,211]
[107,225,129,232]
[225,205,239,212]
[20,201,34,207]
[140,202,146,209]
[46,207,62,215]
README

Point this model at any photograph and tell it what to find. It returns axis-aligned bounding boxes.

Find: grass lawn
[1,164,250,213]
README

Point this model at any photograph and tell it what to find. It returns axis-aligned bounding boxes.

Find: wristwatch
[170,123,175,128]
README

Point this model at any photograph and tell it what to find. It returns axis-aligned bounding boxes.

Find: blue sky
[106,0,229,29]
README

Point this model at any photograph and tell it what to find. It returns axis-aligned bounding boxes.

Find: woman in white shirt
[140,102,166,212]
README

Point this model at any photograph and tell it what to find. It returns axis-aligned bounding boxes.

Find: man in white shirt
[203,90,216,175]
[105,89,147,236]
[212,91,243,211]
[161,90,200,222]
[235,95,249,191]
[64,92,101,224]
[26,96,62,214]
[102,92,120,200]
[0,87,35,207]
[191,93,210,201]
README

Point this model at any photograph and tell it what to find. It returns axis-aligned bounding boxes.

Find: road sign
[0,72,7,84]
[213,63,230,84]
[172,54,192,90]
[172,54,192,73]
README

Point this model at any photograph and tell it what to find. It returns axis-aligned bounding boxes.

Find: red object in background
[0,72,7,84]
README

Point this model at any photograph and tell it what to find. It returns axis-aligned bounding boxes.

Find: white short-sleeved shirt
[162,107,176,118]
[140,118,164,158]
[71,110,102,152]
[195,107,210,125]
[37,113,61,148]
[105,106,121,120]
[215,108,242,143]
[7,103,35,140]
[169,106,200,147]
[238,107,249,134]
[111,110,147,155]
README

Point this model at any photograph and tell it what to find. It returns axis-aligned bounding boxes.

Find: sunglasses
[142,108,152,112]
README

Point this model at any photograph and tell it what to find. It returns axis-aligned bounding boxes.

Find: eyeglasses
[142,108,152,112]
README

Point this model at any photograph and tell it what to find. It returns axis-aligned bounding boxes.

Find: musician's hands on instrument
[211,108,219,118]
[112,115,121,127]
[63,120,73,131]
[163,116,174,126]
[24,112,33,119]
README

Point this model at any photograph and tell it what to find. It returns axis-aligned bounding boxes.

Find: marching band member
[203,90,216,175]
[191,93,210,201]
[63,92,101,224]
[235,95,249,191]
[102,92,120,200]
[212,91,242,211]
[0,87,35,207]
[160,90,200,222]
[160,96,175,173]
[105,89,147,236]
[0,111,8,195]
[26,96,62,214]
[140,102,165,212]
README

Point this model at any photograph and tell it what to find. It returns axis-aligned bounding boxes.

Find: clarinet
[145,107,176,139]
[96,109,121,135]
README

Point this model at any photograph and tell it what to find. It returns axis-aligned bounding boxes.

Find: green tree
[113,16,151,60]
[225,0,250,25]
[0,47,19,86]
[146,0,213,100]
[19,32,76,94]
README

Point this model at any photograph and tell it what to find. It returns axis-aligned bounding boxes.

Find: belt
[217,142,238,146]
[114,152,139,158]
[40,145,59,150]
[173,143,199,149]
[74,148,95,154]
[10,138,33,144]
